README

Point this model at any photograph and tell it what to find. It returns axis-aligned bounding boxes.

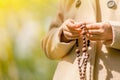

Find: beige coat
[42,0,120,80]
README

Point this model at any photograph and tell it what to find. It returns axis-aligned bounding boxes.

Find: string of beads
[75,24,90,80]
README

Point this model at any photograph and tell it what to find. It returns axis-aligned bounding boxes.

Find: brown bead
[84,59,88,63]
[82,36,86,40]
[82,31,86,35]
[84,62,87,66]
[84,66,87,69]
[80,76,85,79]
[76,39,79,47]
[83,69,86,72]
[76,48,80,54]
[80,73,82,76]
[83,44,86,47]
[85,53,89,56]
[83,73,86,76]
[83,40,86,44]
[77,54,80,57]
[82,47,87,52]
[83,52,86,55]
[79,66,81,69]
[76,44,79,47]
[85,54,89,59]
[87,40,90,47]
[79,69,82,72]
[77,58,80,61]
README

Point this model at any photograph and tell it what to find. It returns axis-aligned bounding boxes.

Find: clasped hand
[61,19,113,43]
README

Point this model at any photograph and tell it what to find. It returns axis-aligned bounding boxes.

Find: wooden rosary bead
[84,62,87,66]
[87,40,90,47]
[84,59,88,63]
[83,72,86,76]
[86,54,89,58]
[86,55,89,59]
[79,66,81,69]
[85,53,89,56]
[83,40,86,44]
[80,76,85,79]
[80,73,82,76]
[77,58,80,61]
[76,48,80,54]
[76,39,79,47]
[77,54,80,57]
[83,69,86,72]
[76,44,79,47]
[82,36,86,40]
[82,47,87,52]
[79,69,82,72]
[83,44,86,47]
[84,66,87,69]
[82,31,86,35]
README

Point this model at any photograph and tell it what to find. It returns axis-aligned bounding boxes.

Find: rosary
[75,24,90,80]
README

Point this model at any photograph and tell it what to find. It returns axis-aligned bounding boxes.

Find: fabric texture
[42,0,120,80]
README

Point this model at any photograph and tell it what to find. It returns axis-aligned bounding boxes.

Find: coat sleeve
[41,0,75,59]
[104,21,120,50]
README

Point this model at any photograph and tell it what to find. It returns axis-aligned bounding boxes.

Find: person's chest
[64,0,120,22]
[99,0,120,22]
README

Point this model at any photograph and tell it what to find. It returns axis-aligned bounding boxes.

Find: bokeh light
[0,0,58,80]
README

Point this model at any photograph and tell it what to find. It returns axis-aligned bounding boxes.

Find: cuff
[47,27,75,59]
[104,21,120,49]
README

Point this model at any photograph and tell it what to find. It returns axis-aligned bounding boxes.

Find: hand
[86,22,113,42]
[61,19,83,42]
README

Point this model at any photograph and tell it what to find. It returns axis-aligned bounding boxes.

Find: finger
[88,35,101,40]
[63,31,80,40]
[88,30,103,35]
[63,25,80,34]
[63,24,82,34]
[75,21,86,27]
[71,22,83,32]
[86,24,100,29]
[66,20,84,29]
[87,34,104,41]
[65,20,85,33]
[66,19,76,28]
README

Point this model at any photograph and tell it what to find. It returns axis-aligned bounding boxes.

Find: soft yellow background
[0,0,58,80]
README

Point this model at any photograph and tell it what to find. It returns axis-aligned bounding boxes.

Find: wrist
[103,22,113,45]
[60,31,74,43]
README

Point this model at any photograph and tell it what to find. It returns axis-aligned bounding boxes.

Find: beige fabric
[42,0,120,80]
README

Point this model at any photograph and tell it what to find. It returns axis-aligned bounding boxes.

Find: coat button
[107,0,116,8]
[76,0,81,8]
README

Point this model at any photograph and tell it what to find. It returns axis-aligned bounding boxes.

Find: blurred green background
[0,0,58,80]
